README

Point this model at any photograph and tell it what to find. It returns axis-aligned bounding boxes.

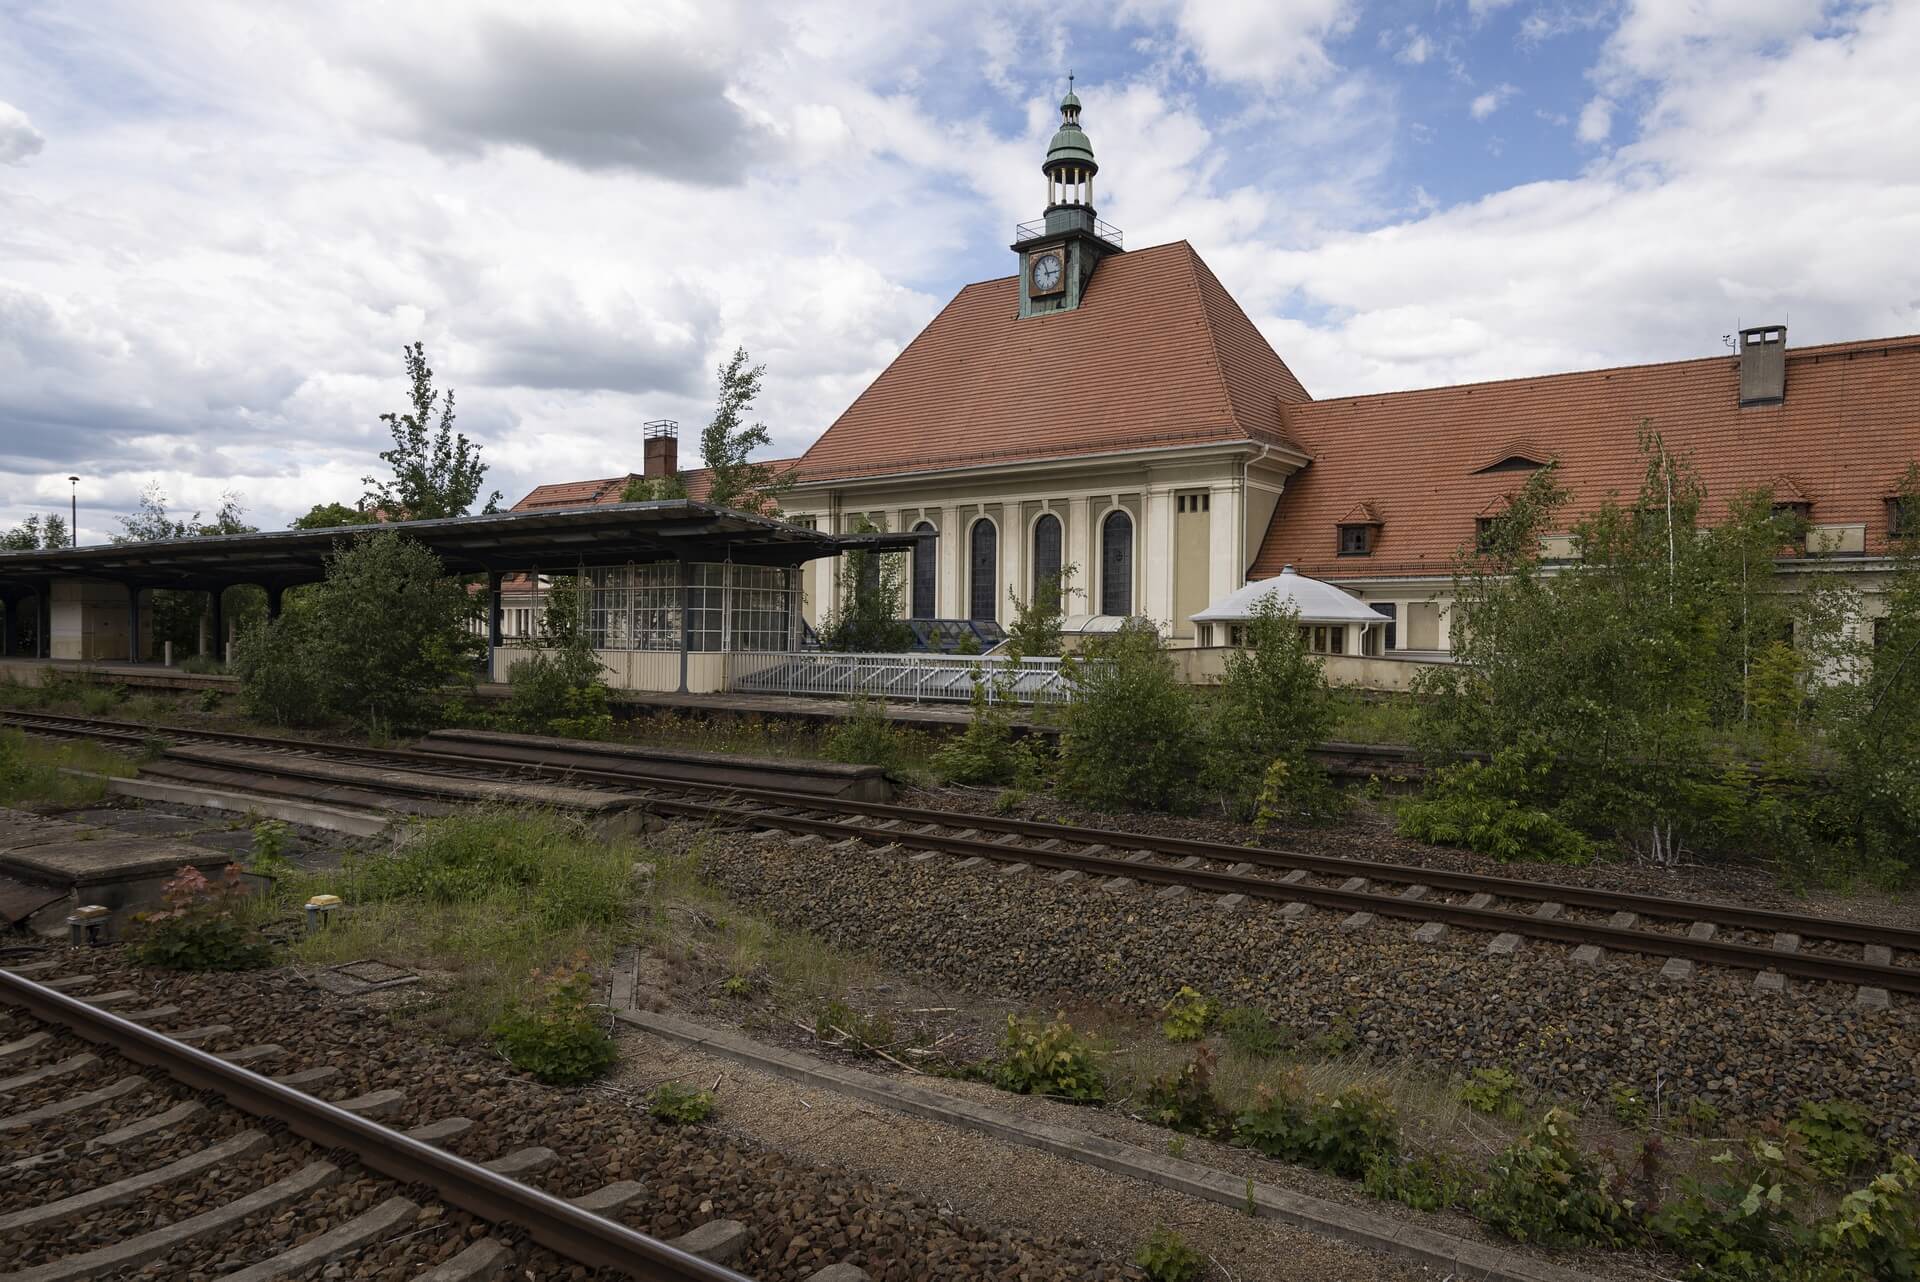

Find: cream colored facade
[786,439,1307,646]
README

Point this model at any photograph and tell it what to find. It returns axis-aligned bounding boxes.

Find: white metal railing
[726,650,1071,704]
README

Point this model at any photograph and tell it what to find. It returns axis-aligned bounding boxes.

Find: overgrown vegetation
[491,958,618,1085]
[992,1012,1106,1104]
[1057,619,1205,812]
[1202,597,1341,821]
[284,809,637,1036]
[130,864,276,971]
[503,575,613,739]
[235,529,483,733]
[648,1080,717,1124]
[1132,1226,1205,1282]
[820,516,913,652]
[0,726,132,807]
[1407,432,1920,880]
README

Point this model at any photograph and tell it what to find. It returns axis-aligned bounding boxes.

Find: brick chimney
[642,419,679,479]
[1738,325,1786,406]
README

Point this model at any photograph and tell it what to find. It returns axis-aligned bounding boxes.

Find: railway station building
[514,90,1920,689]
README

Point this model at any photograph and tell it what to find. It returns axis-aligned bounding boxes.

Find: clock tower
[1015,82,1123,318]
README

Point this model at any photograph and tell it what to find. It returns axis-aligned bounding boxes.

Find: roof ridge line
[1179,242,1251,437]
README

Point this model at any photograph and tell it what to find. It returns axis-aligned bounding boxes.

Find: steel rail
[631,794,1920,996]
[9,709,1918,973]
[0,967,753,1282]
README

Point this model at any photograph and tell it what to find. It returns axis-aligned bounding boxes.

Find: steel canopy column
[485,571,502,680]
[127,585,141,663]
[266,584,285,621]
[208,588,225,663]
[38,587,52,659]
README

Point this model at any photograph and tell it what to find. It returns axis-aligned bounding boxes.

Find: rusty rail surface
[0,966,753,1282]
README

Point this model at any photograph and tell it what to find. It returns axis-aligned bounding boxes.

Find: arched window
[1100,509,1133,616]
[969,519,998,622]
[910,521,936,619]
[1032,513,1062,597]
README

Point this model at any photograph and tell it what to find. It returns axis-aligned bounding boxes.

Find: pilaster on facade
[1143,485,1176,627]
[936,504,961,619]
[1066,496,1093,605]
[1208,480,1241,604]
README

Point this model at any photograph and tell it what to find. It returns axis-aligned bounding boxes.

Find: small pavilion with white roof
[1191,566,1393,657]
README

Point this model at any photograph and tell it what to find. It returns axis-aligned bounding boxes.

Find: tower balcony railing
[1015,216,1123,249]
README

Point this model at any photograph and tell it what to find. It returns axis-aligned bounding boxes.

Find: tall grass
[280,808,640,1036]
[0,728,135,807]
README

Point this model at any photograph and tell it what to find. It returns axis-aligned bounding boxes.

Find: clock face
[1030,251,1064,294]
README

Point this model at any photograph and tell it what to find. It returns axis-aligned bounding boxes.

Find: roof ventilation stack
[1738,325,1787,406]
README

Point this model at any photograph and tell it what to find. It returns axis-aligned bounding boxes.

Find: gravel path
[0,950,1149,1280]
[617,1029,1437,1282]
[693,828,1920,1146]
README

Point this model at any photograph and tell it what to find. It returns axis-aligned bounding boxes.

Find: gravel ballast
[695,828,1920,1146]
[1,951,1147,1281]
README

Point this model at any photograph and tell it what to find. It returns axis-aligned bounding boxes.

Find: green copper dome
[1043,91,1097,173]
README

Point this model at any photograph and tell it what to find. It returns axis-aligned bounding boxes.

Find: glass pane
[1100,510,1133,615]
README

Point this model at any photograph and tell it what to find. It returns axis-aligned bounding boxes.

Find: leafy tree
[821,517,912,651]
[2,512,69,550]
[698,346,793,515]
[1057,618,1204,812]
[1201,595,1339,820]
[291,501,375,530]
[1005,564,1077,658]
[235,530,481,732]
[363,342,501,520]
[618,473,688,503]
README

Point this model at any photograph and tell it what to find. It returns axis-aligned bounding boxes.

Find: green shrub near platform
[130,864,275,971]
[1132,1226,1204,1282]
[490,958,617,1085]
[993,1012,1105,1104]
[1057,619,1203,813]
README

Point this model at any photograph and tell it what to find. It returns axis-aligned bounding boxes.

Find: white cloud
[1470,83,1518,120]
[0,101,44,164]
[1250,2,1920,395]
[1576,95,1614,141]
[1134,0,1357,90]
[1394,29,1433,65]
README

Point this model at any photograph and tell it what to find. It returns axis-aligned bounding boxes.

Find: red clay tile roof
[1252,334,1920,580]
[794,241,1311,482]
[511,461,798,511]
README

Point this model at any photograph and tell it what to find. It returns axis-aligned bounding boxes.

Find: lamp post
[67,476,78,547]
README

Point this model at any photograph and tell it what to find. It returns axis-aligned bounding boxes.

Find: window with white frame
[730,565,793,651]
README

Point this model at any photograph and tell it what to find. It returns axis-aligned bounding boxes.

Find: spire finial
[1068,69,1074,93]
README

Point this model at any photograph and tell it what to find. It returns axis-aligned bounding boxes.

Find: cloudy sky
[2,0,1917,542]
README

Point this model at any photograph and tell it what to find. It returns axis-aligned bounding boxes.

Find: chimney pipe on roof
[642,419,679,479]
[1738,325,1786,406]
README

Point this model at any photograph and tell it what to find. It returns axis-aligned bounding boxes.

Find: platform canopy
[0,501,920,591]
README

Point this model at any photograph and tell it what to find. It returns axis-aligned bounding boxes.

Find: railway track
[6,708,1918,1003]
[0,957,906,1282]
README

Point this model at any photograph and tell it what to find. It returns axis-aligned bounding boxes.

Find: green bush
[236,530,482,733]
[1142,1047,1225,1138]
[1160,986,1217,1043]
[825,696,909,773]
[78,684,124,716]
[1132,1226,1205,1282]
[491,961,617,1085]
[1217,1006,1290,1060]
[505,649,612,739]
[1057,619,1205,813]
[130,864,275,971]
[1460,1066,1525,1120]
[930,668,1040,787]
[1475,1109,1629,1249]
[993,1013,1105,1104]
[1819,1151,1920,1280]
[648,1080,716,1124]
[1789,1099,1880,1185]
[1364,1151,1474,1213]
[1397,751,1596,864]
[1202,596,1340,821]
[1608,1081,1651,1129]
[1234,1080,1398,1179]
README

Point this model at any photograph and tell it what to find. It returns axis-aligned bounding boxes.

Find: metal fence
[727,650,1071,704]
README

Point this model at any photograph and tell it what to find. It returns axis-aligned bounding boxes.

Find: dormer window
[1475,515,1502,553]
[1890,495,1918,538]
[1772,500,1811,523]
[1335,501,1382,556]
[1471,442,1554,476]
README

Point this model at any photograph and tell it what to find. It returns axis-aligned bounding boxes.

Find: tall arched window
[969,519,998,622]
[1101,509,1134,616]
[1032,513,1062,597]
[910,521,936,619]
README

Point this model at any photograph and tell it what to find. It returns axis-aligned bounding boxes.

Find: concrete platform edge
[72,771,391,838]
[611,1006,1606,1282]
